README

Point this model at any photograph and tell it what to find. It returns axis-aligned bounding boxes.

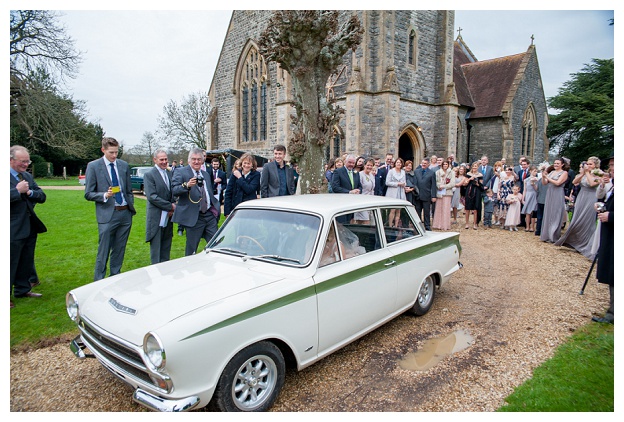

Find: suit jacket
[260,161,295,198]
[413,167,437,201]
[480,165,494,188]
[331,166,362,193]
[515,168,530,194]
[10,172,47,240]
[171,166,221,227]
[596,188,614,286]
[144,166,175,242]
[210,168,227,195]
[224,170,260,215]
[84,157,136,223]
[375,165,389,196]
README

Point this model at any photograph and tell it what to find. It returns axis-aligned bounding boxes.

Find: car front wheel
[410,274,436,316]
[213,341,285,412]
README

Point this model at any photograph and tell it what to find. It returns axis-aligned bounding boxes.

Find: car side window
[382,207,419,244]
[320,224,340,267]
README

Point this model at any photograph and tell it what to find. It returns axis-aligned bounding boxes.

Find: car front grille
[78,316,170,392]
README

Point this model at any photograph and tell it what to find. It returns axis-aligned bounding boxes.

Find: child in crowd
[504,185,523,231]
[482,189,495,228]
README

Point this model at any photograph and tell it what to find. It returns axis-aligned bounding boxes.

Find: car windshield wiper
[212,247,247,256]
[241,254,301,264]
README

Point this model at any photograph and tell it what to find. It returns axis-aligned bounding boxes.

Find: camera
[196,174,205,187]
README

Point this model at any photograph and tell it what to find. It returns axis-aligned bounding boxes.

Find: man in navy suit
[209,157,226,204]
[375,153,393,196]
[172,148,221,256]
[10,145,46,308]
[84,137,136,281]
[144,149,176,264]
[479,155,494,188]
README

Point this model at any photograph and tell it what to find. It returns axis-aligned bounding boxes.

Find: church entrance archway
[397,124,425,165]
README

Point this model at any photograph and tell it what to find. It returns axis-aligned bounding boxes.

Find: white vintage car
[67,194,462,412]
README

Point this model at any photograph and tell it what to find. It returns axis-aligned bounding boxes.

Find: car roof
[236,194,412,217]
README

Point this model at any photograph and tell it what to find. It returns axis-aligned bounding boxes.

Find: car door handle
[385,260,396,267]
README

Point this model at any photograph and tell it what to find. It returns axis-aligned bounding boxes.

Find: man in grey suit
[84,137,136,281]
[10,145,46,308]
[172,148,221,256]
[260,144,295,198]
[412,157,437,230]
[144,149,176,264]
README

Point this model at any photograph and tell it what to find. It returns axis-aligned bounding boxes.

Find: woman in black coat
[224,153,260,217]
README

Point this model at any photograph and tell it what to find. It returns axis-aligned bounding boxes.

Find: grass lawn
[10,189,221,347]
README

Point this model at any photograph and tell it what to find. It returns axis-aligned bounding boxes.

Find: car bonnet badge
[109,298,137,315]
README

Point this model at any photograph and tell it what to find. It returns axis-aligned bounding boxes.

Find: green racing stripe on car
[181,234,460,341]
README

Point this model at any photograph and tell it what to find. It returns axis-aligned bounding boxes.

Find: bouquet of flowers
[591,168,605,182]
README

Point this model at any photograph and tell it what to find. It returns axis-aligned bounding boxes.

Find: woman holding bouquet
[554,156,602,258]
[540,158,569,243]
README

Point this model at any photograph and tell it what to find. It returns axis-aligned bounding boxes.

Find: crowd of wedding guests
[323,151,614,264]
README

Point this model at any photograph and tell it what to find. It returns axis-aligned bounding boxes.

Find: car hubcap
[418,277,434,307]
[232,355,277,410]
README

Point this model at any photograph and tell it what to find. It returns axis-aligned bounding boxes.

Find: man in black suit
[260,144,296,198]
[172,148,221,256]
[84,137,136,281]
[593,156,614,324]
[515,158,531,227]
[10,145,46,308]
[412,157,437,230]
[144,149,176,264]
[375,153,393,196]
[209,157,226,204]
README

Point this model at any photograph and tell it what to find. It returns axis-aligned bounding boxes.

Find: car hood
[77,253,284,344]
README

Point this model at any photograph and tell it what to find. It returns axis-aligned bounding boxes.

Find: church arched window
[408,29,418,68]
[238,44,268,143]
[521,104,536,158]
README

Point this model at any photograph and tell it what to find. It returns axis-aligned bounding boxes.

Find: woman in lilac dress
[540,158,569,243]
[521,166,539,231]
[554,156,601,258]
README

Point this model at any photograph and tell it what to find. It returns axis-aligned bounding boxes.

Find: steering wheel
[236,235,266,252]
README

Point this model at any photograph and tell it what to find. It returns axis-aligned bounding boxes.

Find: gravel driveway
[10,223,608,411]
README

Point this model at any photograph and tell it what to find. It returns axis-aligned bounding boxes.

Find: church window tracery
[521,104,536,158]
[238,44,268,143]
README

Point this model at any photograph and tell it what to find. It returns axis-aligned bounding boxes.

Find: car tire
[213,341,285,412]
[409,274,436,316]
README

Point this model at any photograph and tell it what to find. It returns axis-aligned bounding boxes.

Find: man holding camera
[172,148,221,256]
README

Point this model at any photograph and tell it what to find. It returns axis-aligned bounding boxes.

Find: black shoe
[592,316,613,324]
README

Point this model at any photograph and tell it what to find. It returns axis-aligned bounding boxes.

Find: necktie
[17,173,23,181]
[198,172,208,213]
[110,163,123,204]
[348,170,354,188]
[161,169,169,189]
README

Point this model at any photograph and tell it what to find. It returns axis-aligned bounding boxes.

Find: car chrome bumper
[133,389,200,412]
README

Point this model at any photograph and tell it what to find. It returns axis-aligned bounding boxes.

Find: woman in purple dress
[540,158,569,243]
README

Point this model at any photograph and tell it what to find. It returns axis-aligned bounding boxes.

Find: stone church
[206,10,548,167]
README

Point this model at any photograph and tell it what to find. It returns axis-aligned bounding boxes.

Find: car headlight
[66,292,79,321]
[143,332,166,371]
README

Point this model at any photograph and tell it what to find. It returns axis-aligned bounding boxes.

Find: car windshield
[207,208,321,266]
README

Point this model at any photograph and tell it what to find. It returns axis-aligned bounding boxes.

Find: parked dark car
[130,166,152,194]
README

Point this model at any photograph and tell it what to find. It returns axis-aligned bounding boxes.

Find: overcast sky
[8,2,617,149]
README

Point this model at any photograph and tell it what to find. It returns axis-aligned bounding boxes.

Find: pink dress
[504,193,523,226]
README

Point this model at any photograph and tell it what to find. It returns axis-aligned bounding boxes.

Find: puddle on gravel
[398,329,474,371]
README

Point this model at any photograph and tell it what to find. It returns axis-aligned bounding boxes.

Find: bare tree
[125,132,164,165]
[10,10,82,84]
[10,10,91,157]
[258,11,362,194]
[158,91,211,151]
